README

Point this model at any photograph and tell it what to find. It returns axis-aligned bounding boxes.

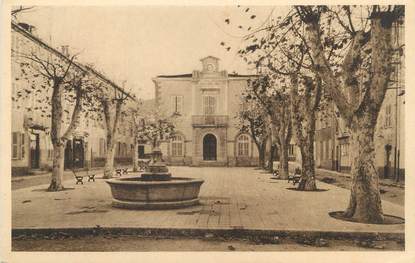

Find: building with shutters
[152,56,261,166]
[11,21,136,176]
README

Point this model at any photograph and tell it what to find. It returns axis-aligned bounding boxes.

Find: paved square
[12,167,404,234]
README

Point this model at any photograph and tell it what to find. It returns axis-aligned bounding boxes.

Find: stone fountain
[106,147,204,209]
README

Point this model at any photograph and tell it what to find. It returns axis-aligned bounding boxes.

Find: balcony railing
[192,115,228,127]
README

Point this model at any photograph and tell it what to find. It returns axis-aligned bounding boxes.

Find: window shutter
[213,95,217,114]
[171,96,176,113]
[177,96,183,113]
[12,132,19,159]
[203,96,208,115]
[20,133,25,159]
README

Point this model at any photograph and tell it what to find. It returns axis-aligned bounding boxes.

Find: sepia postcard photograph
[1,0,414,262]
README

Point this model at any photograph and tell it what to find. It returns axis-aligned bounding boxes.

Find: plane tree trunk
[102,98,123,179]
[344,122,383,222]
[48,78,83,191]
[277,138,289,179]
[271,112,292,179]
[300,8,397,222]
[290,75,321,191]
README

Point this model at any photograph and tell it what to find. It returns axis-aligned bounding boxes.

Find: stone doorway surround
[192,127,227,166]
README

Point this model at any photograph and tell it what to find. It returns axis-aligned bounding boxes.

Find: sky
[15,5,289,100]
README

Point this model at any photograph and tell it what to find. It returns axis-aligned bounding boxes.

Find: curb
[12,227,404,242]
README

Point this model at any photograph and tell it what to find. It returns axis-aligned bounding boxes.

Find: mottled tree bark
[301,9,396,222]
[297,140,317,191]
[258,143,266,169]
[272,116,291,179]
[102,96,124,179]
[48,79,83,191]
[267,144,274,173]
[277,138,289,179]
[104,144,115,178]
[344,126,383,223]
[49,142,65,191]
[49,82,65,191]
[291,75,321,191]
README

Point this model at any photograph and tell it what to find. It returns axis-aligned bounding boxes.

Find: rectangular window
[288,144,295,157]
[12,132,19,159]
[203,95,216,115]
[326,140,331,160]
[342,144,349,157]
[172,136,183,157]
[172,143,183,157]
[237,135,249,157]
[385,104,392,127]
[171,95,183,114]
[237,143,249,156]
[321,141,325,160]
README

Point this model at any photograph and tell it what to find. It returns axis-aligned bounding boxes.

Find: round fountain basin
[106,176,204,209]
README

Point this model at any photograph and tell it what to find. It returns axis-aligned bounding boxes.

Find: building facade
[11,21,135,176]
[153,56,259,166]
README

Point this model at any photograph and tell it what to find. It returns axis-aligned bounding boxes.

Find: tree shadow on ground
[329,211,404,225]
[285,187,329,192]
[31,187,75,192]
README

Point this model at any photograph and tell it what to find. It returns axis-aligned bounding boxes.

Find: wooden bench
[138,159,151,171]
[288,168,302,185]
[115,168,129,177]
[72,169,96,184]
[272,169,279,177]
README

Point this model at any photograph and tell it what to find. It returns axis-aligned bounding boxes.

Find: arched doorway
[203,134,217,161]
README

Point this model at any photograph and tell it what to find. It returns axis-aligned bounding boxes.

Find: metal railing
[192,115,228,127]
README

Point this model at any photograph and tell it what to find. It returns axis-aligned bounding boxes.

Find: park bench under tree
[72,168,96,184]
[288,167,302,185]
[115,167,129,176]
[138,159,151,171]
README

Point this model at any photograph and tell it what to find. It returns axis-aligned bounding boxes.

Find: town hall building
[152,56,260,167]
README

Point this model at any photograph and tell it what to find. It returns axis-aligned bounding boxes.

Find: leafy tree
[294,5,404,222]
[86,70,133,179]
[12,46,98,191]
[237,92,269,168]
[137,115,176,150]
[225,7,333,189]
[247,76,292,179]
[124,100,146,172]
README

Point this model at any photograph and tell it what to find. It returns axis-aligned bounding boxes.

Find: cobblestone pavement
[12,167,404,234]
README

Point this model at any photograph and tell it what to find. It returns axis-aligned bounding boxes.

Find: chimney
[61,45,69,57]
[18,22,36,34]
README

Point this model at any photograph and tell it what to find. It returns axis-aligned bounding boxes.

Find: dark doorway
[384,144,392,178]
[138,145,145,159]
[30,133,40,169]
[203,134,217,161]
[73,139,84,169]
[64,140,73,170]
[64,139,85,170]
[336,145,341,172]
